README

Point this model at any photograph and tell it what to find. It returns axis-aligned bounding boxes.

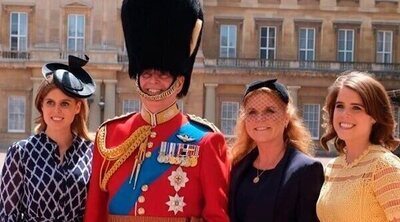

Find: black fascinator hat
[42,55,96,98]
[121,0,204,97]
[244,79,289,104]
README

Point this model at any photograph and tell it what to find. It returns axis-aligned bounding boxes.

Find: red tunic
[84,111,230,222]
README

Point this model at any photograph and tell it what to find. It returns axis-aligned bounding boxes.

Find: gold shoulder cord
[97,125,152,191]
[187,114,221,133]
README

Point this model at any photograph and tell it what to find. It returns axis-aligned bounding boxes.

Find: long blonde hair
[231,88,312,165]
[34,77,92,141]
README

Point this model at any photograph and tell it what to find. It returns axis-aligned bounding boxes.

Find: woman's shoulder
[368,145,400,170]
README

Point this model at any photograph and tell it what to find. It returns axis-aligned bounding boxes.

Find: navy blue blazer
[229,146,324,222]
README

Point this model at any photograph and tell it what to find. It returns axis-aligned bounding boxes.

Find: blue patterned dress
[0,132,93,222]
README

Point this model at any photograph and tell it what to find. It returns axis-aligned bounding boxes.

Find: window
[303,104,320,139]
[394,106,400,137]
[219,25,237,58]
[338,29,354,62]
[10,12,27,51]
[122,99,140,114]
[299,28,315,61]
[8,96,25,132]
[67,14,85,51]
[260,26,276,60]
[221,101,239,137]
[376,30,392,63]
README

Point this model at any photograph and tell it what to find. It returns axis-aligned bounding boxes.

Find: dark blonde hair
[231,88,313,165]
[321,71,399,153]
[34,76,92,141]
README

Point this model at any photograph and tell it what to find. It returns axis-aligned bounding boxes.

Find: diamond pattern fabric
[0,132,93,222]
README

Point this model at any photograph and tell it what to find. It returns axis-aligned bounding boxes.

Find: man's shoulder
[186,114,220,133]
[99,112,137,129]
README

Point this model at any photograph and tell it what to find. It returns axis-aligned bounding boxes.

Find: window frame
[376,30,393,64]
[219,24,237,58]
[337,29,355,62]
[67,14,86,52]
[298,27,316,61]
[9,12,28,51]
[8,96,26,133]
[259,26,277,60]
[302,103,320,140]
[220,101,239,138]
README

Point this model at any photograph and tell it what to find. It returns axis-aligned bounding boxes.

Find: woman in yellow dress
[317,71,400,222]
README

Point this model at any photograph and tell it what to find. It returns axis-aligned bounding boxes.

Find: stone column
[88,79,102,131]
[287,85,301,108]
[104,79,117,121]
[30,77,42,133]
[204,83,218,122]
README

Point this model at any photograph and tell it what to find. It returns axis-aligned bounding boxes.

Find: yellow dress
[317,145,400,222]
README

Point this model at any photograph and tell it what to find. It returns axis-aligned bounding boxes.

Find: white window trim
[8,96,26,133]
[219,24,237,58]
[299,28,315,61]
[67,14,85,52]
[260,26,276,60]
[10,12,28,51]
[338,29,354,62]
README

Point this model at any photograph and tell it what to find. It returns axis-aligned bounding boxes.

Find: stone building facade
[0,0,400,151]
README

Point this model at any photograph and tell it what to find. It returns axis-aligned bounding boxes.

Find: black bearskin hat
[121,0,203,97]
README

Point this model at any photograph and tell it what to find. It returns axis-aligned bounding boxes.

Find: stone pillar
[88,79,102,131]
[30,77,42,133]
[204,83,218,122]
[287,85,301,108]
[104,79,117,121]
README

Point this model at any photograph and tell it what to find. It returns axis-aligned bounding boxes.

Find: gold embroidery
[97,125,152,191]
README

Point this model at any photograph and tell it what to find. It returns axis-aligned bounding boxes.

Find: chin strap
[135,78,181,101]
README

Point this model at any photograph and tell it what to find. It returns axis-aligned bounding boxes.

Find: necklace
[253,168,266,184]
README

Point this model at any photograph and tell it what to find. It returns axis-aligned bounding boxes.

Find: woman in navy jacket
[229,79,324,222]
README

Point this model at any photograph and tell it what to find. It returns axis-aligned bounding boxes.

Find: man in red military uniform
[84,0,230,221]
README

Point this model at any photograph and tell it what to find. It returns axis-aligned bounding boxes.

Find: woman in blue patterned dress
[0,55,96,222]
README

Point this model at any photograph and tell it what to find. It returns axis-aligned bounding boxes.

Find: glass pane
[269,37,275,48]
[229,28,236,47]
[11,37,18,50]
[338,40,344,50]
[268,50,275,60]
[68,16,76,36]
[346,52,352,62]
[338,30,345,41]
[220,48,227,57]
[261,27,267,37]
[77,39,84,51]
[77,16,85,37]
[11,14,18,35]
[20,37,27,51]
[20,14,27,35]
[228,48,235,58]
[269,27,275,37]
[260,37,266,48]
[338,52,344,62]
[300,51,306,61]
[68,38,75,51]
[385,41,391,52]
[308,39,314,50]
[307,51,314,60]
[260,49,266,59]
